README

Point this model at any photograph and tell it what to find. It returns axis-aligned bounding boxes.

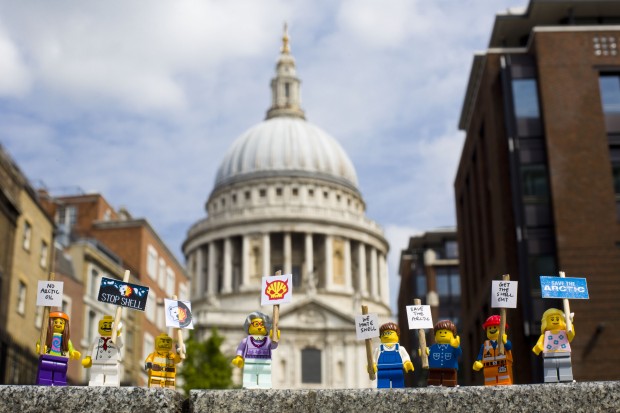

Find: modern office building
[397,228,460,387]
[456,0,620,384]
[183,29,390,389]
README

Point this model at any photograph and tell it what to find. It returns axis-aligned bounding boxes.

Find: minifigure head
[379,322,400,344]
[482,315,508,340]
[46,311,70,353]
[98,315,114,337]
[243,311,271,336]
[155,333,174,352]
[433,320,457,344]
[540,308,567,334]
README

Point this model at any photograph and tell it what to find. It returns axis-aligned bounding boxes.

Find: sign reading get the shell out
[261,273,293,306]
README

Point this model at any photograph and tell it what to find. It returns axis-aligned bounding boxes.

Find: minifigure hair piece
[540,308,565,334]
[243,311,272,333]
[379,322,400,337]
[433,320,456,335]
[46,313,70,354]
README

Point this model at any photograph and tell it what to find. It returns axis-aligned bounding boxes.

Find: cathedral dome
[214,117,359,191]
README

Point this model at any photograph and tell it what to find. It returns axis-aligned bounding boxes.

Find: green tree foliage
[179,327,232,393]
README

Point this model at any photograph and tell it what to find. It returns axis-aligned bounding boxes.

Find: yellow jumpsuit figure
[145,333,182,388]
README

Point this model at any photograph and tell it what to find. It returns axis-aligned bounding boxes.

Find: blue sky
[0,0,527,311]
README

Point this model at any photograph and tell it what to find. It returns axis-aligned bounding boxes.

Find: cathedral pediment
[276,297,356,331]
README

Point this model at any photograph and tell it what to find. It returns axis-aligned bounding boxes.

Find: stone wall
[1,381,618,413]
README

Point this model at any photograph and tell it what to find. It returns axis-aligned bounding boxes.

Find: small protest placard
[406,305,434,330]
[36,281,64,307]
[540,276,589,299]
[491,280,518,308]
[97,277,149,311]
[164,298,194,329]
[261,273,293,306]
[355,313,380,340]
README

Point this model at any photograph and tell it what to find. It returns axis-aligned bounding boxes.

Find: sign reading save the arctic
[540,276,589,299]
[97,277,150,311]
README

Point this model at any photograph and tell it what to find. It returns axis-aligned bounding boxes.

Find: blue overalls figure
[369,322,413,388]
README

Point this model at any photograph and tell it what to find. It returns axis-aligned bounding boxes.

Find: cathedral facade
[182,30,390,389]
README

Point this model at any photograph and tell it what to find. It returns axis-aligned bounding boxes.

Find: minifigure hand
[426,347,430,355]
[269,329,281,340]
[176,343,186,355]
[145,362,153,371]
[36,343,40,353]
[403,360,414,373]
[450,336,461,348]
[231,355,244,368]
[472,361,483,371]
[532,343,543,355]
[70,350,81,360]
[367,364,377,376]
[502,334,508,344]
[82,357,92,368]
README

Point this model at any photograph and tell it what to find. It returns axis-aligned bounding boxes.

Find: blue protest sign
[540,276,589,299]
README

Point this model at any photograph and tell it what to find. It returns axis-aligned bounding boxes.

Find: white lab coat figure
[87,335,123,386]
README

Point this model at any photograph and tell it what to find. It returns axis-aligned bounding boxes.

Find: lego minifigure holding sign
[82,315,123,386]
[472,315,513,385]
[425,320,461,387]
[533,308,575,383]
[36,311,81,386]
[145,333,183,388]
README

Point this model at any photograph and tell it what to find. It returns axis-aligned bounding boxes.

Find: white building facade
[182,30,390,389]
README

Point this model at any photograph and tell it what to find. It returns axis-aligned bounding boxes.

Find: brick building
[456,0,620,384]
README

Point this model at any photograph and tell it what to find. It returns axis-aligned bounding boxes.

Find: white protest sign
[492,280,518,308]
[36,281,64,307]
[406,305,434,329]
[355,313,380,340]
[261,273,293,306]
[164,298,194,329]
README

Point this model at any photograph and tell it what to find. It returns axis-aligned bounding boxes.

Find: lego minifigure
[426,320,461,387]
[35,311,81,386]
[145,333,183,388]
[82,315,123,386]
[370,322,413,388]
[232,311,279,389]
[533,308,575,383]
[472,315,513,385]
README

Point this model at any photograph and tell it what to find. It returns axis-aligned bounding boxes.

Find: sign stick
[559,271,573,333]
[413,298,429,369]
[38,272,56,355]
[110,270,130,345]
[498,274,510,355]
[271,270,281,343]
[172,294,186,359]
[362,305,376,380]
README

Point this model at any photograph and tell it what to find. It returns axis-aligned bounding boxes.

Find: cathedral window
[276,188,283,196]
[245,191,251,200]
[301,348,322,383]
[259,189,267,198]
[308,188,314,197]
[292,188,299,196]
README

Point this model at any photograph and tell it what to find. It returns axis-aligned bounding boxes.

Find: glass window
[22,221,32,250]
[17,281,27,315]
[39,241,48,268]
[512,79,541,118]
[158,258,166,288]
[90,268,100,297]
[301,348,321,383]
[521,164,549,198]
[415,274,427,296]
[143,333,154,363]
[445,241,458,259]
[600,75,620,114]
[147,245,158,279]
[146,291,156,322]
[35,305,43,328]
[166,267,175,295]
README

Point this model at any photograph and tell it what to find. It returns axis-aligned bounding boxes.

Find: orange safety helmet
[482,315,508,330]
[49,311,69,321]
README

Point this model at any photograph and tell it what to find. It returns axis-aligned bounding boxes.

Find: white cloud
[384,224,422,312]
[0,26,30,96]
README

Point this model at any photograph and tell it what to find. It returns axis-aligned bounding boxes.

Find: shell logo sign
[261,274,293,305]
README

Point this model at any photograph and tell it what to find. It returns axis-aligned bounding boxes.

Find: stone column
[357,243,367,296]
[195,247,204,299]
[325,234,333,290]
[262,233,271,277]
[284,232,292,274]
[241,235,250,288]
[222,237,232,293]
[305,233,314,292]
[379,252,389,304]
[344,239,352,292]
[208,241,217,294]
[370,247,378,300]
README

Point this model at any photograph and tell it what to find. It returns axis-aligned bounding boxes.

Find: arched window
[301,347,321,383]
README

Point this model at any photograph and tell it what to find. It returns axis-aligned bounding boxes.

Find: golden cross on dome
[281,22,290,54]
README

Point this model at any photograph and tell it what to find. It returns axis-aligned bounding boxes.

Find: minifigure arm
[145,353,154,371]
[172,353,182,365]
[476,343,484,361]
[398,347,414,373]
[504,339,512,351]
[567,326,575,342]
[232,338,248,368]
[532,334,544,355]
[450,335,461,348]
[67,340,81,360]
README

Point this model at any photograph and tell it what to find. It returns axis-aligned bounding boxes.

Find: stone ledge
[0,386,185,413]
[0,381,618,413]
[190,382,620,413]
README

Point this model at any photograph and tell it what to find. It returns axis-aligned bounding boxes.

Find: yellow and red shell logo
[265,278,289,300]
[119,285,133,297]
[177,307,188,323]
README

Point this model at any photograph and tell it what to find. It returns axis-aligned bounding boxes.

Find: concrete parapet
[1,381,619,413]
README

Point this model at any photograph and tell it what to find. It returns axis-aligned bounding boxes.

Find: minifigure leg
[390,370,405,388]
[242,362,260,389]
[89,365,105,386]
[36,359,54,385]
[543,357,559,383]
[256,362,272,389]
[377,369,390,388]
[102,364,120,386]
[557,355,573,382]
[51,359,68,386]
[164,378,176,389]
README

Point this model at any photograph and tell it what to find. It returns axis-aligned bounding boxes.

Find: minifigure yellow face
[546,313,566,331]
[380,329,399,344]
[155,334,173,351]
[486,325,499,340]
[98,318,113,337]
[248,318,267,336]
[435,328,454,344]
[52,317,66,333]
